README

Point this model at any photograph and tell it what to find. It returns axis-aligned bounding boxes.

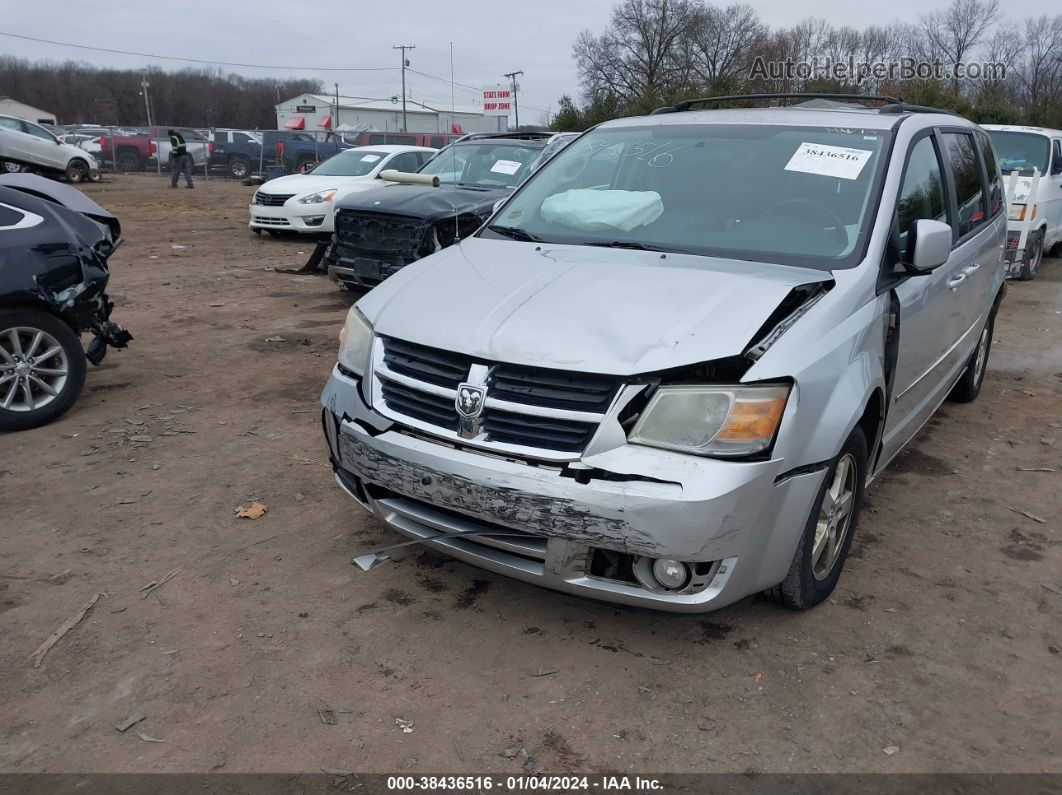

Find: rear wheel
[2,160,24,173]
[115,150,142,172]
[228,157,250,179]
[0,310,87,432]
[65,159,90,183]
[1018,230,1044,281]
[765,427,867,610]
[948,312,994,403]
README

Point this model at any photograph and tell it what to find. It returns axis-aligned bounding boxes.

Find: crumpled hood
[333,183,506,220]
[357,237,831,376]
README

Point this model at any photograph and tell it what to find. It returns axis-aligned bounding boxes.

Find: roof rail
[877,102,961,117]
[453,131,555,143]
[650,93,903,114]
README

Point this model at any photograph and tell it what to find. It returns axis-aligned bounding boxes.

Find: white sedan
[248,145,437,235]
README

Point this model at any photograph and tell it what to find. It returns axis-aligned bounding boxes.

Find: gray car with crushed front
[320,96,1006,612]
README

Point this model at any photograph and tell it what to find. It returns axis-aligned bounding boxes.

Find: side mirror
[908,219,952,273]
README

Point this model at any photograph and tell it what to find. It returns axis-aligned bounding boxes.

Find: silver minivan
[320,96,1006,613]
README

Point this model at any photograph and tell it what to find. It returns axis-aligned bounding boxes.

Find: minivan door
[22,121,66,169]
[1044,138,1062,247]
[881,132,972,465]
[939,130,1000,359]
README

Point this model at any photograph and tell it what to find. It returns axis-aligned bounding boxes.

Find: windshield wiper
[585,240,671,252]
[487,225,545,242]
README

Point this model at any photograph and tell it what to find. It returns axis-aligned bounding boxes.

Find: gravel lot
[1,175,1060,774]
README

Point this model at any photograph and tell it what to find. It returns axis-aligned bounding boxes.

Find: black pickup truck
[210,130,352,178]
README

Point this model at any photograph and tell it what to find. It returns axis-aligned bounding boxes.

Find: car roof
[982,124,1062,136]
[597,105,967,132]
[341,144,437,153]
[452,136,548,148]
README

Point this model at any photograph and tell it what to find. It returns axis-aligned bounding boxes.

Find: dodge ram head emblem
[455,383,486,438]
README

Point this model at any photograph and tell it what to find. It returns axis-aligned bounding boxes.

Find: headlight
[298,190,337,204]
[338,307,373,376]
[629,384,791,457]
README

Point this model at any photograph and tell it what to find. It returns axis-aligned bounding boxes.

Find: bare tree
[686,3,767,87]
[919,0,1001,90]
[1015,15,1062,116]
[573,0,699,101]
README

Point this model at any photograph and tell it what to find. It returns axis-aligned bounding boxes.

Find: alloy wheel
[0,326,70,412]
[812,453,857,581]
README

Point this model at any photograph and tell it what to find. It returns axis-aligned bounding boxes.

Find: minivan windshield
[480,124,892,268]
[419,142,544,189]
[309,150,388,177]
[986,130,1050,174]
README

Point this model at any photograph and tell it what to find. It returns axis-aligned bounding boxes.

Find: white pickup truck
[0,114,99,183]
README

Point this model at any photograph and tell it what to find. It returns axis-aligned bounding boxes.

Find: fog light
[652,558,689,589]
[303,215,326,226]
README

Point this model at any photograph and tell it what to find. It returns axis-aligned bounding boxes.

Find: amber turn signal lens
[717,393,789,442]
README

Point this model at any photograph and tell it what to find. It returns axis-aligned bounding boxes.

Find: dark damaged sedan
[0,174,131,431]
[327,132,575,289]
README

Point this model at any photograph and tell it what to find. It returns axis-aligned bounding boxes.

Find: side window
[430,136,445,149]
[368,134,385,145]
[387,152,421,172]
[417,151,434,167]
[0,117,21,131]
[895,135,948,254]
[0,205,25,227]
[386,134,417,145]
[24,122,54,141]
[1052,139,1062,175]
[941,132,986,238]
[975,129,1003,218]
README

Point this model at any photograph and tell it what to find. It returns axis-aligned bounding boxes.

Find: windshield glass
[420,142,543,188]
[480,124,891,268]
[309,150,388,177]
[987,130,1050,174]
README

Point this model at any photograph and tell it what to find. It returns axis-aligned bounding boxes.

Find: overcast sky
[2,0,1058,124]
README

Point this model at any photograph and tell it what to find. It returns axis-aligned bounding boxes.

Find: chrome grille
[372,337,619,458]
[254,192,294,206]
[335,212,428,257]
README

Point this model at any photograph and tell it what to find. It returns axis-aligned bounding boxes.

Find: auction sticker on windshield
[361,154,381,162]
[784,142,873,180]
[490,160,522,175]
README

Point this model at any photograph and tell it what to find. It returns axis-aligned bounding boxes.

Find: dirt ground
[0,174,1059,775]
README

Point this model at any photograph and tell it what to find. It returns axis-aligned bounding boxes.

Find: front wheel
[0,310,87,432]
[2,160,24,173]
[65,159,90,183]
[765,427,867,610]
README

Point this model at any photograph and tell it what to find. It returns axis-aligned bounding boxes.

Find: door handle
[947,273,967,289]
[964,263,981,274]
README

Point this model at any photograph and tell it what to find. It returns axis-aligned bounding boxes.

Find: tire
[1018,230,1044,281]
[65,159,90,183]
[228,157,250,179]
[948,312,994,403]
[0,309,87,432]
[115,151,142,172]
[765,427,867,610]
[1,160,24,174]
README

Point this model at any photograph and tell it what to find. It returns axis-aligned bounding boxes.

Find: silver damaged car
[320,95,1006,613]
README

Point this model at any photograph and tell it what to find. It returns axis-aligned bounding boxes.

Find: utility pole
[503,70,522,129]
[393,44,416,132]
[334,82,340,137]
[140,70,153,127]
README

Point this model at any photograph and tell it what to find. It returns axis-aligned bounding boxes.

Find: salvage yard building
[275,93,499,136]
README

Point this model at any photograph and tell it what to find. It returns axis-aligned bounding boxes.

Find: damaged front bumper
[321,367,826,613]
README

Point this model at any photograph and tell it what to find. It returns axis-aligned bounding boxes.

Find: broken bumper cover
[321,368,827,613]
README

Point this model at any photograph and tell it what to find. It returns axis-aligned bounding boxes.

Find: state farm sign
[482,87,512,117]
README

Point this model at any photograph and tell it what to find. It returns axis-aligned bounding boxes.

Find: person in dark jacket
[169,129,194,188]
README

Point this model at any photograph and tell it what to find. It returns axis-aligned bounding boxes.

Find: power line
[0,30,398,72]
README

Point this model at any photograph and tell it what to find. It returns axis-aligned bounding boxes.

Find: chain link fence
[55,125,356,182]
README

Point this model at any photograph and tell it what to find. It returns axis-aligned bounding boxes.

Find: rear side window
[0,117,21,131]
[0,205,25,227]
[430,136,445,148]
[941,132,986,238]
[368,134,385,145]
[896,136,947,253]
[974,129,1003,219]
[1053,140,1062,175]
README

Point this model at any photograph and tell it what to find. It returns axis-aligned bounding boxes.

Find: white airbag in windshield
[541,189,664,232]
